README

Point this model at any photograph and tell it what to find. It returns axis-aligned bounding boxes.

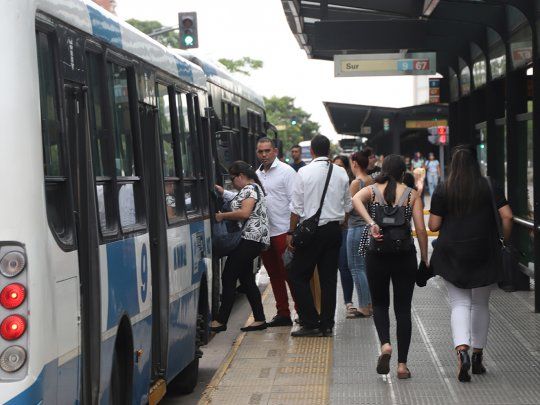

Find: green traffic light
[291,119,297,125]
[183,34,194,46]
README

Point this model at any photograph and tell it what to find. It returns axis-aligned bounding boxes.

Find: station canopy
[280,0,535,78]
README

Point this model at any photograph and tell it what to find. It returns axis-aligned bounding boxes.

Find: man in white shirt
[287,135,352,337]
[256,138,299,327]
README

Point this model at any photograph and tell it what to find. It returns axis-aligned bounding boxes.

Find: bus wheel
[110,320,133,404]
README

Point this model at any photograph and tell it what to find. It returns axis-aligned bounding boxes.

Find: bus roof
[36,0,207,89]
[177,50,265,108]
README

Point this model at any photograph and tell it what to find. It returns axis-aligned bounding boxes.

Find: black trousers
[216,239,266,325]
[287,221,342,330]
[366,250,417,363]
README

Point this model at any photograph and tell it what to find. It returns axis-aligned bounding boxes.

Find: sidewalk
[198,274,539,405]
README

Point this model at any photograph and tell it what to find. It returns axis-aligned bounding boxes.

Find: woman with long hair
[212,161,270,332]
[352,155,429,379]
[428,146,512,382]
[333,155,355,317]
[346,150,373,317]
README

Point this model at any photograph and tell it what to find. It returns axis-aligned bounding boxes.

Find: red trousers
[261,233,297,317]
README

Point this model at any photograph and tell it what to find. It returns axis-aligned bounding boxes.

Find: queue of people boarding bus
[211,135,512,383]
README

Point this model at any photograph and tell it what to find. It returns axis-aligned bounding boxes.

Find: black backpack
[368,185,414,254]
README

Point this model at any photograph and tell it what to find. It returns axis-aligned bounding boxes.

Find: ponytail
[375,154,406,205]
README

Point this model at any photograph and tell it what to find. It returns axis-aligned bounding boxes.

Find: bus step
[149,378,167,405]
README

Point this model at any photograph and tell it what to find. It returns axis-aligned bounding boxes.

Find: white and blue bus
[0,1,267,403]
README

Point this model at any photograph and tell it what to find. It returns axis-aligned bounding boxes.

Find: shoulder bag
[212,185,260,258]
[486,177,520,291]
[292,162,333,249]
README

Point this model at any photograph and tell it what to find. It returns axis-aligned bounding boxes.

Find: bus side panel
[98,235,153,403]
[165,221,209,380]
[165,223,195,380]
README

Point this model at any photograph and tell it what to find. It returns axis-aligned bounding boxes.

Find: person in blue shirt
[289,145,306,172]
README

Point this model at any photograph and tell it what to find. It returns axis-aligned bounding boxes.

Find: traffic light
[437,126,448,145]
[291,116,297,126]
[178,12,198,49]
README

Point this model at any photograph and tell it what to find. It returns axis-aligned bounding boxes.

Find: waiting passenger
[346,150,373,318]
[287,135,352,337]
[332,155,355,318]
[352,154,428,379]
[256,138,299,327]
[289,144,306,172]
[211,161,270,333]
[428,145,513,382]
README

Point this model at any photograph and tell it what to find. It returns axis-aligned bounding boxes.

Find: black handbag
[292,162,333,249]
[212,185,260,258]
[486,177,519,291]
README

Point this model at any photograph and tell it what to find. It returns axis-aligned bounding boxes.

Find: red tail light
[0,315,27,341]
[0,284,26,309]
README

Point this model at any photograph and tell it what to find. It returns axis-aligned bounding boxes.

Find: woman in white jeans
[428,145,513,382]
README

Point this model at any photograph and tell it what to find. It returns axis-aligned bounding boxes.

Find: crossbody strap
[486,177,504,244]
[314,162,333,218]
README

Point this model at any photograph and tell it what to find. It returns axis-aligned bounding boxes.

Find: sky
[116,0,422,141]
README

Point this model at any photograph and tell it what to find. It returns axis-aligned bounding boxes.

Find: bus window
[107,62,144,230]
[157,84,184,222]
[176,92,200,215]
[36,31,73,245]
[87,52,116,234]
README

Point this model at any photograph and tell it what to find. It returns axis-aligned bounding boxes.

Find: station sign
[406,119,447,129]
[334,52,436,77]
[429,78,440,104]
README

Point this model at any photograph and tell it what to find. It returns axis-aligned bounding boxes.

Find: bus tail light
[0,315,27,341]
[0,251,26,278]
[0,284,26,309]
[0,345,26,372]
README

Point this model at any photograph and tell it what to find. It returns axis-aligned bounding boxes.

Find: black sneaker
[291,327,322,337]
[267,315,293,327]
[294,318,305,326]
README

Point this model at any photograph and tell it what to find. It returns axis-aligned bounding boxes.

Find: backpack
[367,185,414,255]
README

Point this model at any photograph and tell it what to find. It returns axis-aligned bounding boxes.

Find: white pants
[445,281,495,349]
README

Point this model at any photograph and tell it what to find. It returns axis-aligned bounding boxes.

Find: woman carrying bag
[211,161,270,333]
[428,145,513,382]
[352,155,429,379]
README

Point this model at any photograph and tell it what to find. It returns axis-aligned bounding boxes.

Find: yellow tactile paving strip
[199,289,332,405]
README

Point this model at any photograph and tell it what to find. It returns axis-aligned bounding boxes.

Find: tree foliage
[264,96,320,153]
[127,18,179,48]
[218,57,263,76]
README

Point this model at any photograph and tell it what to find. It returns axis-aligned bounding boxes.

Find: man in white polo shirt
[287,135,352,337]
[256,137,298,327]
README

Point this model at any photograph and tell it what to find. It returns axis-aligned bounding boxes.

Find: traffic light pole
[439,144,445,179]
[148,26,178,38]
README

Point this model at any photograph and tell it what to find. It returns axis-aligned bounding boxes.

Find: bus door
[63,82,102,404]
[138,103,170,383]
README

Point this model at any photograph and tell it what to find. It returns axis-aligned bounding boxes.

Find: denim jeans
[427,172,439,197]
[347,225,371,307]
[338,229,353,305]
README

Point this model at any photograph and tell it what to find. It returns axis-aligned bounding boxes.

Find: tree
[264,96,320,152]
[218,57,263,76]
[127,18,179,48]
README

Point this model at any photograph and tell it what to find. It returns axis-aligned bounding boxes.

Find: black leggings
[216,239,266,325]
[366,251,417,363]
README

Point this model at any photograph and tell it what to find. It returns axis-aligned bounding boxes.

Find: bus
[0,1,268,403]
[298,140,313,164]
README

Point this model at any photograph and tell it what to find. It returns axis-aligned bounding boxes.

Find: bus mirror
[264,121,277,135]
[216,130,233,147]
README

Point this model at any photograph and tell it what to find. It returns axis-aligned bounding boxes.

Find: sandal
[397,367,411,379]
[376,352,391,374]
[346,306,359,318]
